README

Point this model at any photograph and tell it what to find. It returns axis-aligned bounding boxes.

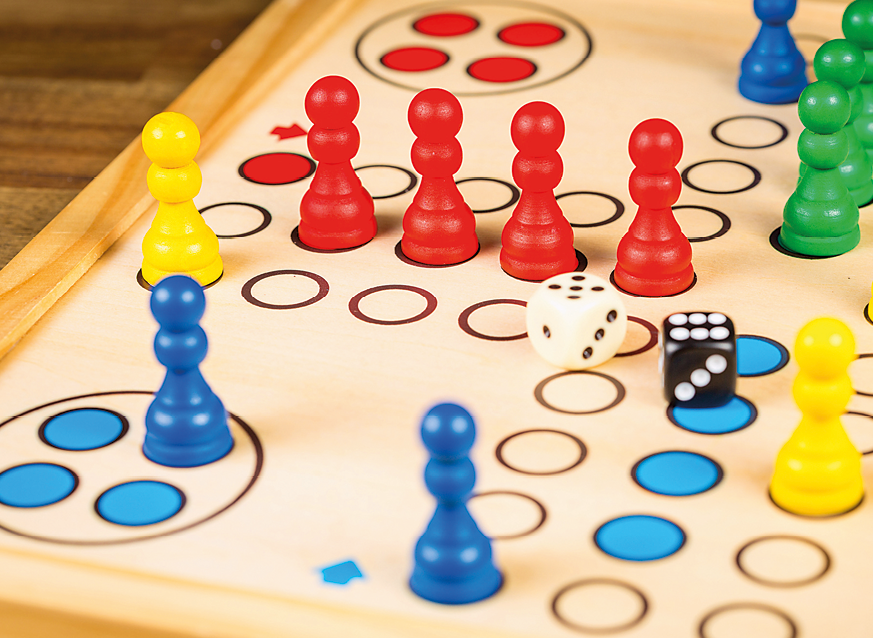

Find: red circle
[467,57,537,83]
[381,47,449,72]
[498,22,565,47]
[239,153,314,185]
[413,12,479,36]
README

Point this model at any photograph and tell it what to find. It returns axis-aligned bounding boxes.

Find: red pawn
[401,88,478,265]
[614,119,693,297]
[500,102,577,281]
[299,76,376,250]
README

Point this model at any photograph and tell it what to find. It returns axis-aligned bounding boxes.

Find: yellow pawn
[770,317,863,516]
[141,112,222,287]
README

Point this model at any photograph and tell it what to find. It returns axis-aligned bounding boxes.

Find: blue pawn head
[421,403,475,461]
[151,275,205,332]
[754,0,797,24]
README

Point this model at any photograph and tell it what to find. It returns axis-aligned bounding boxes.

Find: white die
[526,273,627,370]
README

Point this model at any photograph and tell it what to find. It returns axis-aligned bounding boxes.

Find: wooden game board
[1,0,871,636]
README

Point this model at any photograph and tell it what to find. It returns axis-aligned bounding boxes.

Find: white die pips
[526,272,628,369]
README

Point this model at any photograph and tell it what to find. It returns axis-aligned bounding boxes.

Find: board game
[1,0,872,636]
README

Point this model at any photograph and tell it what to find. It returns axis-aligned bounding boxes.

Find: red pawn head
[305,76,360,129]
[409,88,463,140]
[511,102,564,155]
[628,118,683,173]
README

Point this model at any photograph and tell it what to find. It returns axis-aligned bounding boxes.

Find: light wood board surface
[2,0,873,637]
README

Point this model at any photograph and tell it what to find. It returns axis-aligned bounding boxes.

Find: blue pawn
[739,0,808,104]
[409,403,502,605]
[143,275,234,468]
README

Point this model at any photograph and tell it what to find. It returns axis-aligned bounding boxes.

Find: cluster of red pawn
[298,75,693,297]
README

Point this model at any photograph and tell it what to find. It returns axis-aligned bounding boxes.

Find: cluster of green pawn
[780,0,873,257]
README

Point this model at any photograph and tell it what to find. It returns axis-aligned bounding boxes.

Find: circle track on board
[710,115,789,149]
[354,1,593,96]
[0,391,262,545]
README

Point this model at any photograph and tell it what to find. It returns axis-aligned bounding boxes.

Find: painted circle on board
[39,408,128,451]
[668,396,757,435]
[355,1,592,96]
[737,335,790,377]
[238,152,315,185]
[594,515,686,561]
[632,451,723,496]
[0,463,78,508]
[96,480,185,527]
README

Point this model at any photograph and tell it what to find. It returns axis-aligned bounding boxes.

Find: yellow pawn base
[770,477,863,517]
[141,258,223,289]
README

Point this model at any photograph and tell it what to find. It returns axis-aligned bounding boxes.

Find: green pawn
[843,0,873,165]
[800,40,873,207]
[781,81,860,257]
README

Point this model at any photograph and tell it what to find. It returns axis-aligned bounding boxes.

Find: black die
[660,312,736,408]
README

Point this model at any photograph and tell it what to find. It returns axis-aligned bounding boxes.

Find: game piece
[770,317,863,517]
[614,119,693,297]
[843,0,873,163]
[299,76,376,250]
[780,81,860,257]
[141,113,222,287]
[738,0,807,104]
[799,39,873,207]
[143,275,234,468]
[410,403,502,605]
[401,88,478,265]
[660,312,736,408]
[500,102,577,281]
[526,272,627,370]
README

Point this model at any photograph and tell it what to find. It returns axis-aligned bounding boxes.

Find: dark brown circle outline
[348,284,438,325]
[290,226,373,253]
[615,316,658,358]
[768,227,838,260]
[681,159,762,195]
[0,462,80,508]
[698,602,798,638]
[238,152,315,186]
[241,269,329,310]
[95,479,187,528]
[380,46,451,72]
[395,240,481,268]
[498,22,566,47]
[354,164,418,199]
[136,269,222,292]
[711,116,789,150]
[413,12,481,36]
[534,370,626,415]
[630,449,724,497]
[495,428,587,475]
[466,56,539,83]
[468,490,547,539]
[199,202,272,238]
[666,396,758,436]
[735,535,831,588]
[609,271,697,298]
[38,407,129,452]
[456,176,520,213]
[853,353,873,396]
[458,298,527,341]
[672,205,732,242]
[551,577,648,634]
[865,303,873,326]
[737,334,790,378]
[844,411,873,454]
[503,249,587,282]
[0,390,263,545]
[353,0,593,97]
[556,191,625,228]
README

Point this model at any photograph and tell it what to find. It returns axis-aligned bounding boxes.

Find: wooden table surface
[0,0,273,271]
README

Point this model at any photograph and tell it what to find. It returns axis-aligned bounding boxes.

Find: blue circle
[737,335,789,377]
[595,515,686,561]
[0,463,77,508]
[632,451,722,496]
[96,480,184,527]
[41,408,127,451]
[669,396,757,435]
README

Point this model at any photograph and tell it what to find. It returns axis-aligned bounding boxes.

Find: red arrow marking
[271,123,307,140]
